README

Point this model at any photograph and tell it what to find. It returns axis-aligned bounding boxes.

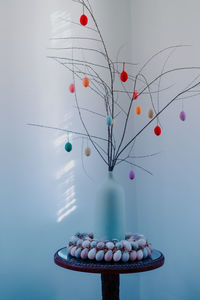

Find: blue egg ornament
[65,142,72,152]
[106,116,113,126]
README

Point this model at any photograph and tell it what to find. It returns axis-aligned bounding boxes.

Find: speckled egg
[113,250,122,262]
[112,239,119,243]
[81,248,89,260]
[137,250,144,261]
[91,241,97,248]
[122,240,132,251]
[88,248,97,260]
[76,239,83,247]
[143,247,148,259]
[116,242,123,249]
[97,242,105,250]
[146,246,152,256]
[70,246,77,257]
[106,242,114,250]
[122,251,130,262]
[82,240,90,248]
[131,241,139,250]
[104,250,113,262]
[148,244,153,252]
[75,247,82,258]
[70,235,79,244]
[130,251,137,261]
[68,245,73,254]
[96,250,105,261]
[138,239,146,248]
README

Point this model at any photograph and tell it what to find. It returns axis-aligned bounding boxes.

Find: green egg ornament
[65,142,72,152]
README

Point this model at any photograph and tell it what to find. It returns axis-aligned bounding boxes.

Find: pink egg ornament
[69,83,75,93]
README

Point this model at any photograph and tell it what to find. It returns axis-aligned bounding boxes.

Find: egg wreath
[67,232,152,262]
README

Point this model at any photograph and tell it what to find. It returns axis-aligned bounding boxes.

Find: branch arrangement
[29,0,200,178]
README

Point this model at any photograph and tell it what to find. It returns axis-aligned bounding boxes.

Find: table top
[54,247,164,274]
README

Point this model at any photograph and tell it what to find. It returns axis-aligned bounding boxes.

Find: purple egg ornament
[179,111,186,121]
[129,170,135,180]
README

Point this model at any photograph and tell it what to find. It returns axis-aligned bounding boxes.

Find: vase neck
[108,171,113,179]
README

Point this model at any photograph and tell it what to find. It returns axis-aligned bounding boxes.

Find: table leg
[101,273,120,300]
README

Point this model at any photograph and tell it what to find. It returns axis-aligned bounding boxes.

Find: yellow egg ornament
[148,108,154,119]
[112,119,115,126]
[85,147,91,157]
[136,105,142,115]
[82,77,90,87]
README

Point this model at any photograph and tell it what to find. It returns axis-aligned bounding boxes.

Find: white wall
[130,1,200,299]
[2,0,200,299]
[0,0,140,299]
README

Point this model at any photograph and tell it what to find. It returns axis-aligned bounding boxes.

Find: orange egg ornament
[136,105,142,115]
[82,77,89,87]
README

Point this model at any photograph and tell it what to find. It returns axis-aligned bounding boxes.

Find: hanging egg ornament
[120,62,128,82]
[133,90,139,100]
[120,70,128,82]
[112,119,115,126]
[82,77,89,87]
[80,14,88,26]
[85,147,91,157]
[154,125,161,136]
[129,170,135,180]
[136,105,142,115]
[69,83,75,93]
[65,142,72,152]
[148,108,154,119]
[106,116,113,126]
[179,111,186,121]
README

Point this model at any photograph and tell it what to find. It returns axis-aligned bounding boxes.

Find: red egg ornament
[120,62,128,82]
[69,83,75,93]
[132,90,139,100]
[80,14,88,26]
[154,125,161,136]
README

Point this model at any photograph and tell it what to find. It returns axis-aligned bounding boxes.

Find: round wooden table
[54,247,164,300]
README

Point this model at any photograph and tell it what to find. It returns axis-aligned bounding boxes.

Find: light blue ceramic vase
[95,172,126,240]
